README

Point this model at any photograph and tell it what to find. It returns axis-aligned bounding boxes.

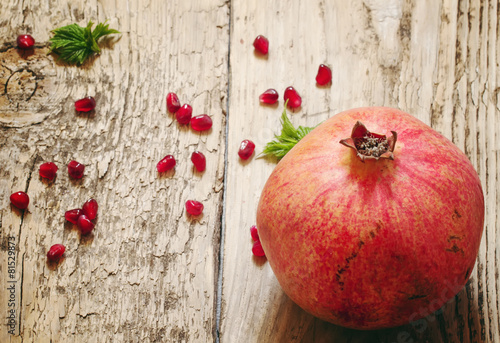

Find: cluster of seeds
[162,92,218,216]
[10,160,97,264]
[11,34,102,265]
[250,35,333,257]
[254,36,332,110]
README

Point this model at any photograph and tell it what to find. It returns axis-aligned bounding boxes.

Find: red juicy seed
[250,225,259,241]
[252,240,266,257]
[190,115,212,131]
[75,96,96,112]
[82,199,98,220]
[68,160,85,179]
[176,104,193,125]
[65,209,83,224]
[47,244,65,262]
[238,140,256,160]
[77,214,95,235]
[253,35,269,55]
[316,64,332,85]
[185,200,204,216]
[259,89,279,105]
[17,34,35,49]
[191,151,206,172]
[284,87,302,109]
[39,162,58,180]
[157,155,176,173]
[10,191,29,209]
[166,92,181,113]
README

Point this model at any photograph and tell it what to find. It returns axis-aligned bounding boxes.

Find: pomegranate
[256,107,484,329]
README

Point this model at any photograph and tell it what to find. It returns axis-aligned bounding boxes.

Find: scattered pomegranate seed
[75,96,96,112]
[82,199,98,220]
[253,35,269,55]
[176,104,193,125]
[185,200,204,216]
[316,64,332,85]
[17,34,35,49]
[77,214,95,235]
[166,92,181,113]
[47,244,65,262]
[238,140,256,160]
[39,162,58,180]
[68,160,85,179]
[10,191,29,209]
[252,240,266,257]
[250,225,259,241]
[65,209,83,224]
[157,155,176,173]
[259,89,279,105]
[284,87,302,109]
[191,151,206,172]
[190,115,212,131]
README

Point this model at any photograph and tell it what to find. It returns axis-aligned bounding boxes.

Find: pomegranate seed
[68,160,85,179]
[316,64,332,85]
[191,151,206,172]
[284,87,302,109]
[10,191,29,209]
[17,34,35,49]
[238,140,256,160]
[259,89,279,105]
[77,214,95,235]
[75,96,96,112]
[176,104,193,125]
[65,209,83,224]
[253,35,269,55]
[185,200,204,216]
[82,199,98,220]
[166,92,181,113]
[47,244,65,262]
[252,240,266,257]
[157,155,176,173]
[250,225,259,241]
[39,162,58,180]
[190,115,212,131]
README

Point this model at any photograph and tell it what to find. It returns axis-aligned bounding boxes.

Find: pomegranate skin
[256,107,484,330]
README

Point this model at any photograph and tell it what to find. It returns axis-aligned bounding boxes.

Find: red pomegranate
[256,107,484,329]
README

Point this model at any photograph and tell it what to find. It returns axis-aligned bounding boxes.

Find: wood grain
[222,0,499,342]
[0,0,498,342]
[0,0,229,342]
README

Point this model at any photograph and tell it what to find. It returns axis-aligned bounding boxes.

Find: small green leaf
[49,20,120,65]
[261,107,316,160]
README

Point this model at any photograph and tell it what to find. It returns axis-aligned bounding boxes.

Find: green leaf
[261,107,316,160]
[49,20,120,65]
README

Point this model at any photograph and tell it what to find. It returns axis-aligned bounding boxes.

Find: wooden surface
[0,0,498,342]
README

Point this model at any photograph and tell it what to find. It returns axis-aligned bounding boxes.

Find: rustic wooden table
[1,0,498,342]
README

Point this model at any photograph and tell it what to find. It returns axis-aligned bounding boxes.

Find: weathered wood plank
[221,0,499,342]
[0,0,229,342]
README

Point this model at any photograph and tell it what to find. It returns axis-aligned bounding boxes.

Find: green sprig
[261,107,316,160]
[49,20,120,65]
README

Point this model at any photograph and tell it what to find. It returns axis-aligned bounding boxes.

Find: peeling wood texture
[0,0,498,342]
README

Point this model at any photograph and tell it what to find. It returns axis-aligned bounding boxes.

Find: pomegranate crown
[340,121,397,162]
